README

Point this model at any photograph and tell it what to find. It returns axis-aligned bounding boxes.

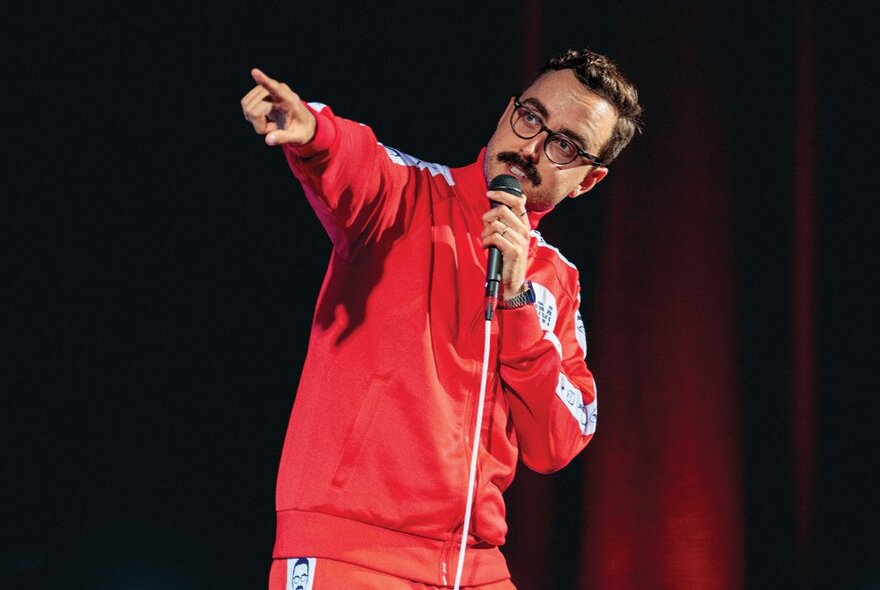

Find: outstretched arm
[239,68,417,260]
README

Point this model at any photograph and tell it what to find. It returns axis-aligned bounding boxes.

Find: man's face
[292,562,309,590]
[485,69,618,211]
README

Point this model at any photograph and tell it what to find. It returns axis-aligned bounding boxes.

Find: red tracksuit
[272,103,598,587]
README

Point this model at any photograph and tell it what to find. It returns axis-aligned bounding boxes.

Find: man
[243,49,642,590]
[290,558,311,590]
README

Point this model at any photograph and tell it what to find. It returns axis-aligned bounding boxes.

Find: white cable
[453,318,493,590]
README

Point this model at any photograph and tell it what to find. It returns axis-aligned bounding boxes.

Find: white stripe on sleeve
[555,373,598,436]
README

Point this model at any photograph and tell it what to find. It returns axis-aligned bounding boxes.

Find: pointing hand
[241,68,317,146]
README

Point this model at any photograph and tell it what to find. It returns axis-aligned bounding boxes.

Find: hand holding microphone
[482,174,530,319]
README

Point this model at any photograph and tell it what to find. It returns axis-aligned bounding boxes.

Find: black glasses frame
[510,97,606,167]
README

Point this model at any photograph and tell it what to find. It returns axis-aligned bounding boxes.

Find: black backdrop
[3,2,878,589]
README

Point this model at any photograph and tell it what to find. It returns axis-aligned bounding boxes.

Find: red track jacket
[272,103,598,586]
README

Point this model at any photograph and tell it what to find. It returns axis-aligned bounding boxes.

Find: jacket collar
[453,148,555,233]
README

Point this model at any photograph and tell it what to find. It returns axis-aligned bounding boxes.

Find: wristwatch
[498,281,536,310]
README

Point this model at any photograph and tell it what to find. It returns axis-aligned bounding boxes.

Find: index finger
[251,68,284,98]
[487,189,526,209]
[484,200,528,228]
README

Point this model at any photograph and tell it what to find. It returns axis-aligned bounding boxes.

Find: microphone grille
[488,174,523,196]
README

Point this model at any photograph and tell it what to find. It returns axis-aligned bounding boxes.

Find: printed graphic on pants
[286,557,316,590]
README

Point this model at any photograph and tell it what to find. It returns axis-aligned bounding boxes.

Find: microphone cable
[453,317,493,590]
[454,174,522,589]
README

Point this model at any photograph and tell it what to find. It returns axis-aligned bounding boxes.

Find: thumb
[265,127,314,146]
[264,106,317,146]
[265,130,296,146]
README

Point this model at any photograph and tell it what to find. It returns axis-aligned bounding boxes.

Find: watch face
[525,284,536,303]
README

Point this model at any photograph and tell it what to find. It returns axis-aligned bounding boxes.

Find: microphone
[484,174,523,320]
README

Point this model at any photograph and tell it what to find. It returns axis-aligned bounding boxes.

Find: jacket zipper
[446,364,486,586]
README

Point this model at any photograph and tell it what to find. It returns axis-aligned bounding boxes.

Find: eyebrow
[520,97,590,151]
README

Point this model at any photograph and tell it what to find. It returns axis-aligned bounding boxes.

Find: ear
[567,166,609,198]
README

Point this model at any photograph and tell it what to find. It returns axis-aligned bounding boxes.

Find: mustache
[497,152,542,186]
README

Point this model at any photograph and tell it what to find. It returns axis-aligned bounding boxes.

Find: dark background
[3,1,878,589]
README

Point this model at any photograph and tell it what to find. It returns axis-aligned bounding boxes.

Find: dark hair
[293,557,310,569]
[537,49,643,165]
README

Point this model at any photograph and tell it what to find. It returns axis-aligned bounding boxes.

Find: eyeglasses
[510,97,605,167]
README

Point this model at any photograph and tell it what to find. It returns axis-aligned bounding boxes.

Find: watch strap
[498,281,536,309]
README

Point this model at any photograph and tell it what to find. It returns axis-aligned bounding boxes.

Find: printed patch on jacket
[556,373,598,436]
[574,309,587,357]
[286,557,316,590]
[532,282,558,332]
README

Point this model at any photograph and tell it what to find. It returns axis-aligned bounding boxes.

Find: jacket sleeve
[497,275,598,474]
[281,103,414,261]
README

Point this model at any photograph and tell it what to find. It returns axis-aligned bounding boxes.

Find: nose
[518,133,543,161]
